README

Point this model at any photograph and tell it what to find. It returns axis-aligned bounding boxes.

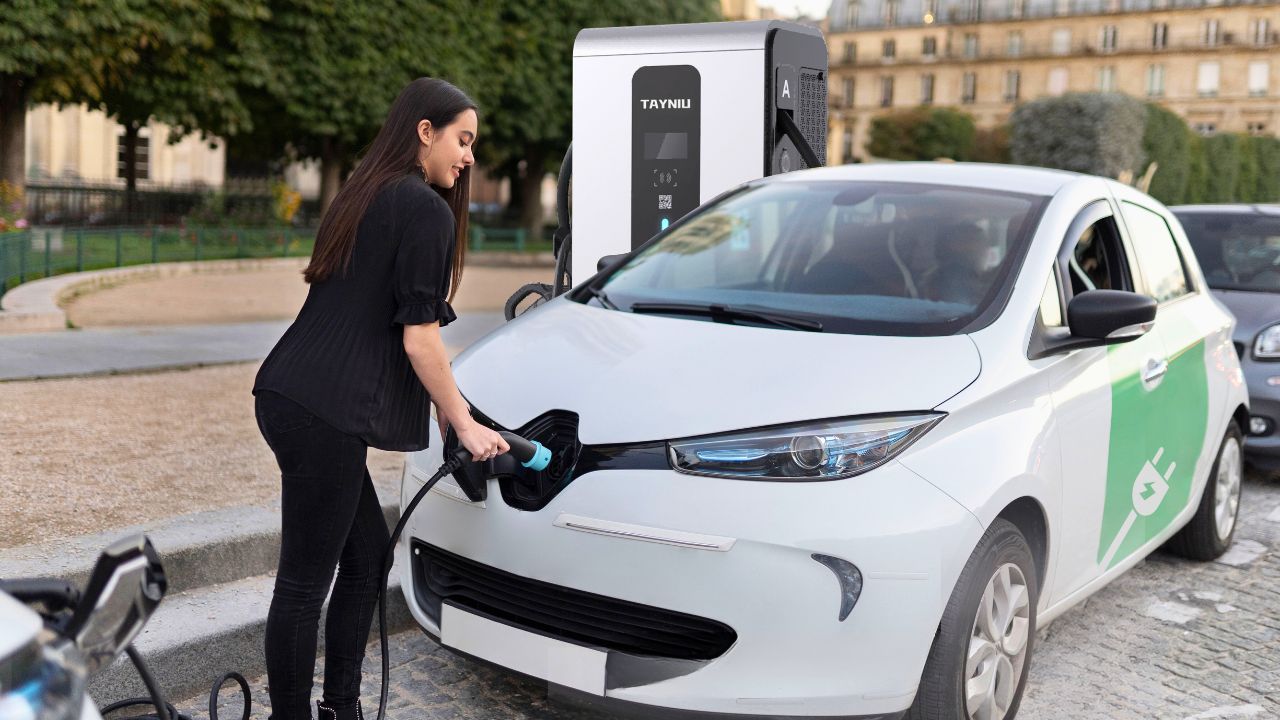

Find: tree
[1009,92,1146,179]
[45,0,270,216]
[473,0,721,240]
[1141,103,1193,206]
[0,0,143,193]
[868,107,976,161]
[228,0,486,215]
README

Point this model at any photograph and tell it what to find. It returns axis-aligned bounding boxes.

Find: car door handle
[1142,358,1169,389]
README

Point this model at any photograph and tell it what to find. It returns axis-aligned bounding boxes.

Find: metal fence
[0,225,552,294]
[23,180,323,227]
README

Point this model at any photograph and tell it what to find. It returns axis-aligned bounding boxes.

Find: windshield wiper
[629,302,824,332]
[580,285,619,310]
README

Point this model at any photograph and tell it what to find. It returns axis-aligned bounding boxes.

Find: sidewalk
[0,312,505,382]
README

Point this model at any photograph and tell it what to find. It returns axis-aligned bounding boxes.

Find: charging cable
[373,431,551,720]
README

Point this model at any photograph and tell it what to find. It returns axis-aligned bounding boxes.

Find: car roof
[1171,204,1280,216]
[767,161,1086,197]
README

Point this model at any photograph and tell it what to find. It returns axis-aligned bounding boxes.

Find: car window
[1122,202,1191,303]
[589,180,1050,337]
[1066,214,1129,298]
[1175,212,1280,293]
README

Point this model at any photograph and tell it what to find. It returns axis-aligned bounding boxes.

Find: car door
[1039,198,1177,607]
[1113,194,1221,536]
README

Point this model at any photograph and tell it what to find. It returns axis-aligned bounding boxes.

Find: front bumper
[397,442,982,718]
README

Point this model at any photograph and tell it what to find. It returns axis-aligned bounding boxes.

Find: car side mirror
[63,535,166,674]
[597,254,627,272]
[1067,290,1157,341]
[1030,290,1157,359]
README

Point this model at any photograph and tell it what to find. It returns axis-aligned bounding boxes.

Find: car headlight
[0,632,87,720]
[668,413,944,480]
[1255,324,1280,360]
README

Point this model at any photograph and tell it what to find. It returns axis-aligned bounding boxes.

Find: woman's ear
[417,119,433,146]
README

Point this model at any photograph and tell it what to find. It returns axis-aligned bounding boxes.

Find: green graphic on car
[1098,335,1209,569]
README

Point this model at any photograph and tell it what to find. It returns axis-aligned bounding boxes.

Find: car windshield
[1175,212,1280,293]
[581,180,1049,336]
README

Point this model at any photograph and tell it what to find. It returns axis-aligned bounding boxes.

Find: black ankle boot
[315,699,364,720]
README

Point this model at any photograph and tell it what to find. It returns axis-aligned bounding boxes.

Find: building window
[845,0,860,28]
[1009,0,1025,19]
[1146,64,1165,97]
[1152,22,1168,50]
[1100,25,1118,53]
[1248,60,1269,96]
[962,72,977,104]
[1048,67,1069,95]
[883,39,896,59]
[116,129,150,181]
[1251,19,1271,46]
[842,127,855,163]
[963,33,979,58]
[1198,61,1220,97]
[1005,70,1021,101]
[922,73,935,104]
[843,77,856,107]
[884,0,900,25]
[1052,28,1072,55]
[1247,122,1267,135]
[1098,66,1116,92]
[1192,122,1217,136]
[881,76,895,107]
[923,36,937,57]
[1202,19,1220,47]
[1007,31,1023,56]
[843,41,857,63]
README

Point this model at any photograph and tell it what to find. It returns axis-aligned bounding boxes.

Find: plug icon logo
[1101,447,1176,568]
[1132,447,1174,517]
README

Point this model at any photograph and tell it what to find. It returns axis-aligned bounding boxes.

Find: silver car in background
[1174,204,1280,475]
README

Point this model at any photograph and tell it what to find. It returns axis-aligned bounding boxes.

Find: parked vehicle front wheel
[1167,421,1244,561]
[906,519,1038,720]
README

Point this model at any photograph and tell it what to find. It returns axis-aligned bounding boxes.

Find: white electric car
[398,163,1248,720]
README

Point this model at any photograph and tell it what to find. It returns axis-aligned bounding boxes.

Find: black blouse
[253,173,457,451]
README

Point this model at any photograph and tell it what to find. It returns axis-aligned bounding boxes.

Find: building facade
[825,0,1280,162]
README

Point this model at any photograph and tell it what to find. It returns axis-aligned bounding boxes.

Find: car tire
[905,518,1038,720]
[1166,421,1244,561]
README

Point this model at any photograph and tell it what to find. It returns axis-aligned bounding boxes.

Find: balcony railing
[829,0,1279,31]
[832,35,1278,67]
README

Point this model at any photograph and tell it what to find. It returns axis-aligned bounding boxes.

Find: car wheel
[906,519,1038,720]
[1166,421,1244,561]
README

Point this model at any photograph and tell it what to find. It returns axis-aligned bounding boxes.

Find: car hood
[453,300,981,445]
[1214,289,1280,343]
[0,592,41,660]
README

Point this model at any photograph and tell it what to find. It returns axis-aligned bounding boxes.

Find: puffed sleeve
[392,190,457,327]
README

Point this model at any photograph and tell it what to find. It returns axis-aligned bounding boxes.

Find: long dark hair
[304,77,476,300]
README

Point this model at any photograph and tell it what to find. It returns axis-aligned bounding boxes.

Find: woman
[252,77,508,720]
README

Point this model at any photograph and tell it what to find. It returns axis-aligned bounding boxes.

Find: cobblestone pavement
[181,472,1280,720]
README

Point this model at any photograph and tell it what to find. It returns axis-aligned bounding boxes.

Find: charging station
[570,20,829,281]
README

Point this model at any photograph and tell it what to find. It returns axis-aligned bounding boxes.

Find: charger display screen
[644,133,688,160]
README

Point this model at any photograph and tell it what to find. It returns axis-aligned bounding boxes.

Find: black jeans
[255,391,390,720]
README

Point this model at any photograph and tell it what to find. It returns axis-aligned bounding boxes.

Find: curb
[0,498,400,595]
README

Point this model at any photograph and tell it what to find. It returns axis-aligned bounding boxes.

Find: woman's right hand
[453,419,510,463]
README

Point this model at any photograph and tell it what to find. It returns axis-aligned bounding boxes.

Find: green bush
[1009,92,1146,178]
[1250,136,1280,202]
[1141,103,1193,205]
[972,125,1011,164]
[868,107,976,161]
[1201,134,1243,203]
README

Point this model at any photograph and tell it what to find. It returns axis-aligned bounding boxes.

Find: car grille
[412,541,737,661]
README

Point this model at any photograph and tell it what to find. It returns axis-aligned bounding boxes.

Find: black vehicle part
[412,540,738,661]
[504,144,573,321]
